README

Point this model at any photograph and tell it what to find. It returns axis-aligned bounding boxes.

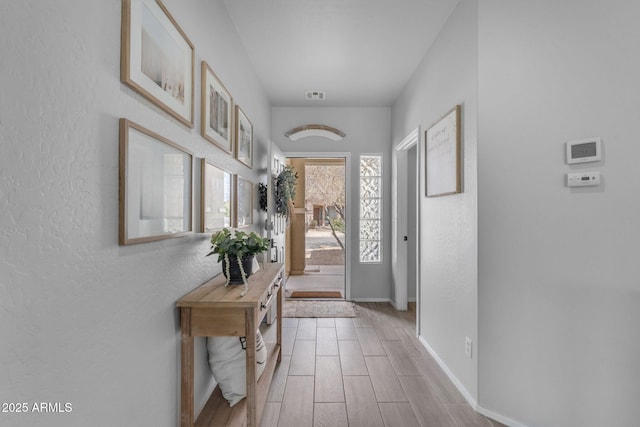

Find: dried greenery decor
[258,166,298,223]
[275,165,298,221]
[258,182,268,212]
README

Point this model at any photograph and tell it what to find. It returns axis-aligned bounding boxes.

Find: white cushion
[206,330,267,407]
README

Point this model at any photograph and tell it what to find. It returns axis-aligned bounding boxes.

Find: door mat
[289,291,343,299]
[283,300,357,318]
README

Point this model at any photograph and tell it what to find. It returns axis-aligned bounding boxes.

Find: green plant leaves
[206,227,270,263]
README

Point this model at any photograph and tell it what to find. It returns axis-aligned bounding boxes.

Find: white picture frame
[201,61,233,153]
[425,105,462,197]
[235,106,253,168]
[121,0,195,127]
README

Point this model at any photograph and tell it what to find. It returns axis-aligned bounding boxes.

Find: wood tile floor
[284,265,345,299]
[260,302,506,427]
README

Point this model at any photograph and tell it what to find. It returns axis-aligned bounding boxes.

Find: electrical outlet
[465,337,472,359]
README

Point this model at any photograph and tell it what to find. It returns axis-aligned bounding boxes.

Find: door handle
[403,236,408,241]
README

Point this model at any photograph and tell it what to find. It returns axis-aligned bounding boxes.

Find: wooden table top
[176,263,283,309]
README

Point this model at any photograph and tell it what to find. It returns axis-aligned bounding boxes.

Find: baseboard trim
[418,336,478,408]
[417,335,528,427]
[350,298,391,303]
[390,299,415,310]
[476,406,528,427]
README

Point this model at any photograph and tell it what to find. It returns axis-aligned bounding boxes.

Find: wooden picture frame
[200,159,233,233]
[425,105,462,197]
[119,118,193,245]
[235,106,253,168]
[201,61,233,153]
[121,0,195,127]
[235,175,253,228]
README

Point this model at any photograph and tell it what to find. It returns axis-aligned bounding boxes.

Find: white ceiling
[223,0,460,107]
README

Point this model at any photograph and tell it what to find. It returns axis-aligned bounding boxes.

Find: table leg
[245,309,257,427]
[180,308,194,427]
[277,285,282,362]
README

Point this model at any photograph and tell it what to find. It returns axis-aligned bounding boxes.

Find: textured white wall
[391,0,478,400]
[478,1,640,426]
[272,107,393,300]
[0,1,270,426]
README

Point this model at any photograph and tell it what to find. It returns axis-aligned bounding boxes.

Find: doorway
[392,128,420,332]
[284,155,349,300]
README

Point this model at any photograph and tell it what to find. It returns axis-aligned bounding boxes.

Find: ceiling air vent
[305,91,326,100]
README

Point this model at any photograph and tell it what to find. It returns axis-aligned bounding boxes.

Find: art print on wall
[201,61,233,152]
[121,0,195,127]
[235,176,253,228]
[235,106,253,168]
[119,119,193,245]
[425,105,462,197]
[201,159,232,233]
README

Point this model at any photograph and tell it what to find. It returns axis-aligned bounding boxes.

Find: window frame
[358,154,383,264]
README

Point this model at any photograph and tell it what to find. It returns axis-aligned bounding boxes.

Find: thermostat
[566,137,601,164]
[567,171,601,187]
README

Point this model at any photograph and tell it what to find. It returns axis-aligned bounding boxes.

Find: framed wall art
[200,159,232,233]
[119,118,193,245]
[235,106,253,168]
[425,105,462,197]
[121,0,195,127]
[201,61,233,153]
[235,176,253,228]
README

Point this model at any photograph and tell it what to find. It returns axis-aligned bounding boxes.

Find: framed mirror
[201,159,232,232]
[119,118,193,245]
[235,176,253,228]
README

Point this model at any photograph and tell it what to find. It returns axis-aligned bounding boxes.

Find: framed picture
[201,61,233,153]
[201,159,233,233]
[235,106,253,168]
[119,118,193,245]
[235,176,253,228]
[121,0,195,127]
[425,105,462,197]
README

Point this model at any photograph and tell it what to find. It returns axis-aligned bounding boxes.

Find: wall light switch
[465,337,472,359]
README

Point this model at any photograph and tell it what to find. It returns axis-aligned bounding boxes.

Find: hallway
[260,303,505,427]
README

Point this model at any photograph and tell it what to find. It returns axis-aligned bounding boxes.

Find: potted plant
[206,228,270,295]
